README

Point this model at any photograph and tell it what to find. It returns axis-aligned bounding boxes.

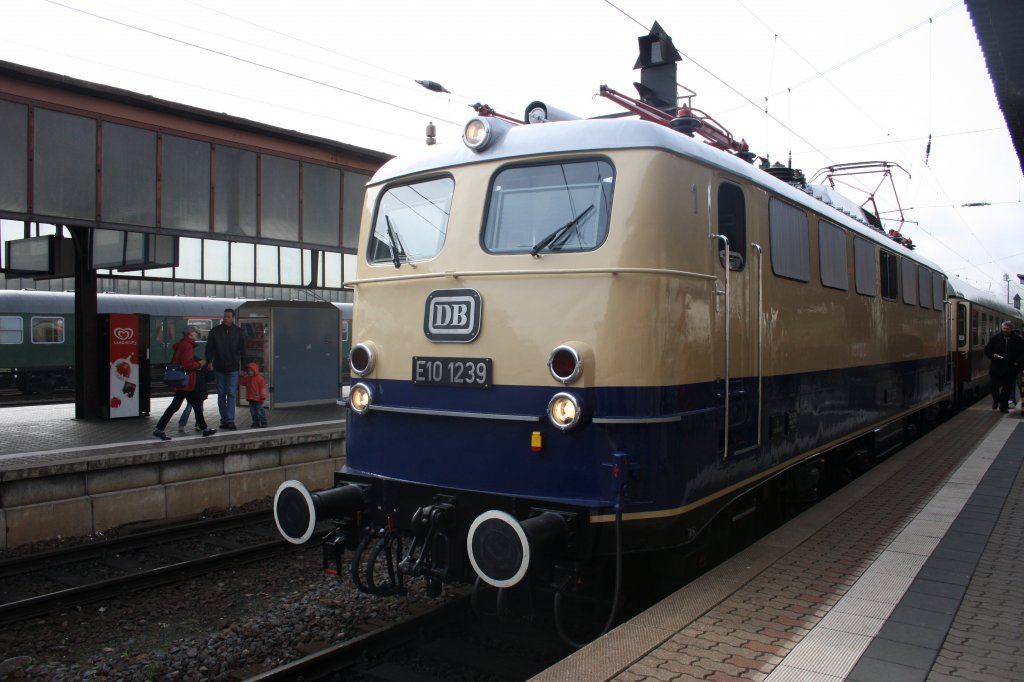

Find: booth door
[270,307,340,406]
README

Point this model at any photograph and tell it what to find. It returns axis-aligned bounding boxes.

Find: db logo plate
[424,289,482,343]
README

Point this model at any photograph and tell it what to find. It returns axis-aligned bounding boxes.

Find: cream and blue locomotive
[272,88,964,621]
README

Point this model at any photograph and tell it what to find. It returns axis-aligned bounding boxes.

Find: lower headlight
[548,392,581,430]
[349,383,373,415]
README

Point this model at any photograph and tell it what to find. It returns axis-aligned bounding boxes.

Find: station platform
[0,396,346,549]
[0,395,345,471]
[535,404,1023,682]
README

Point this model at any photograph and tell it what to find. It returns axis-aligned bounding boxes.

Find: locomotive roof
[372,117,945,275]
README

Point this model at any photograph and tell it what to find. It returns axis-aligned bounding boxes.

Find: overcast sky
[4,0,1023,300]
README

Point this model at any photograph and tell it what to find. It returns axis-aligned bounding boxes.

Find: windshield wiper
[530,204,595,257]
[384,215,403,269]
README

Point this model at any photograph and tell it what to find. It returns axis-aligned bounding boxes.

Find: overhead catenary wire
[41,0,464,127]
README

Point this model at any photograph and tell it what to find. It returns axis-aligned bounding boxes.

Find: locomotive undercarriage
[314,474,591,598]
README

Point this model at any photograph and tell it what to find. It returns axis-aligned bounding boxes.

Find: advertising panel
[107,313,141,418]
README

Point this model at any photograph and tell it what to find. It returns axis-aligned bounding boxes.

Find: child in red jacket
[238,362,268,427]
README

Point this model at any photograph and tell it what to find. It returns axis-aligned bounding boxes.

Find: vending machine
[99,313,151,418]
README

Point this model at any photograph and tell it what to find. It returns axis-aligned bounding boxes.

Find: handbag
[163,362,187,387]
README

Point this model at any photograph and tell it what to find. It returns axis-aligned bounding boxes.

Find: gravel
[0,502,458,681]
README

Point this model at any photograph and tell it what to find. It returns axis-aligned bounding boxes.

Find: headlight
[349,342,376,377]
[463,117,493,150]
[349,383,373,415]
[548,392,581,430]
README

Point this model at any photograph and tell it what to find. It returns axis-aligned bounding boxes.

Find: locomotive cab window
[717,182,746,271]
[30,316,64,344]
[369,175,454,265]
[0,316,23,344]
[482,159,613,254]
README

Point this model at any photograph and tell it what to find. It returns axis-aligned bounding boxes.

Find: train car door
[711,180,760,458]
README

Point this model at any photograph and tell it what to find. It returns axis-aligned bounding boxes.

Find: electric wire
[41,0,462,127]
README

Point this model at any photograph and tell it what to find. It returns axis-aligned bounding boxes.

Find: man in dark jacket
[984,320,1023,413]
[205,308,246,429]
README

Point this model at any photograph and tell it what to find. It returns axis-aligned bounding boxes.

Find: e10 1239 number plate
[412,357,492,388]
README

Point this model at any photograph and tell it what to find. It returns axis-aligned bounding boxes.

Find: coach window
[901,259,918,305]
[30,316,64,344]
[853,237,876,296]
[956,303,967,344]
[0,316,22,344]
[483,159,613,254]
[717,182,746,270]
[918,267,932,309]
[819,220,848,290]
[768,198,809,281]
[971,309,979,346]
[369,176,454,264]
[880,250,898,300]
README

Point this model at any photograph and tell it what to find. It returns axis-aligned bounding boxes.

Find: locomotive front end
[274,116,708,603]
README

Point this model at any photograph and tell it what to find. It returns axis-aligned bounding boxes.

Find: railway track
[248,589,570,682]
[0,511,297,626]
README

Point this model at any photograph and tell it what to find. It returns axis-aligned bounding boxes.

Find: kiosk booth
[235,301,342,408]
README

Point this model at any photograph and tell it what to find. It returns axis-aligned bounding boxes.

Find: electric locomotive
[272,28,987,629]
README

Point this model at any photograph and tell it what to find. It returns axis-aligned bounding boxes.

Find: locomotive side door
[710,180,760,458]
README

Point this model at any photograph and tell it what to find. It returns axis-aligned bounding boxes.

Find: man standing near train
[984,320,1023,413]
[206,308,245,430]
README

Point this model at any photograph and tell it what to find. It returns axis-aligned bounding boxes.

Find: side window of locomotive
[30,316,64,344]
[818,220,848,291]
[368,176,454,265]
[482,159,613,254]
[932,272,944,310]
[768,198,809,282]
[917,267,932,309]
[0,316,23,344]
[879,250,899,301]
[853,237,876,297]
[901,259,918,306]
[717,183,746,271]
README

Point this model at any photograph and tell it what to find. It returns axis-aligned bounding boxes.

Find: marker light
[548,392,581,430]
[350,343,376,377]
[548,345,582,384]
[531,431,542,452]
[349,383,373,415]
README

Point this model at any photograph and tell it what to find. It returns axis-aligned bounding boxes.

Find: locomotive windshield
[368,176,454,265]
[482,159,613,254]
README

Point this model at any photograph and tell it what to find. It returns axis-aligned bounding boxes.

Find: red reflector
[551,350,577,380]
[324,568,338,575]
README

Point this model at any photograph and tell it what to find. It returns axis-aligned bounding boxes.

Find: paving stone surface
[567,406,1015,682]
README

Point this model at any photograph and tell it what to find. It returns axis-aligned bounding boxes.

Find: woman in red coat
[153,326,217,440]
